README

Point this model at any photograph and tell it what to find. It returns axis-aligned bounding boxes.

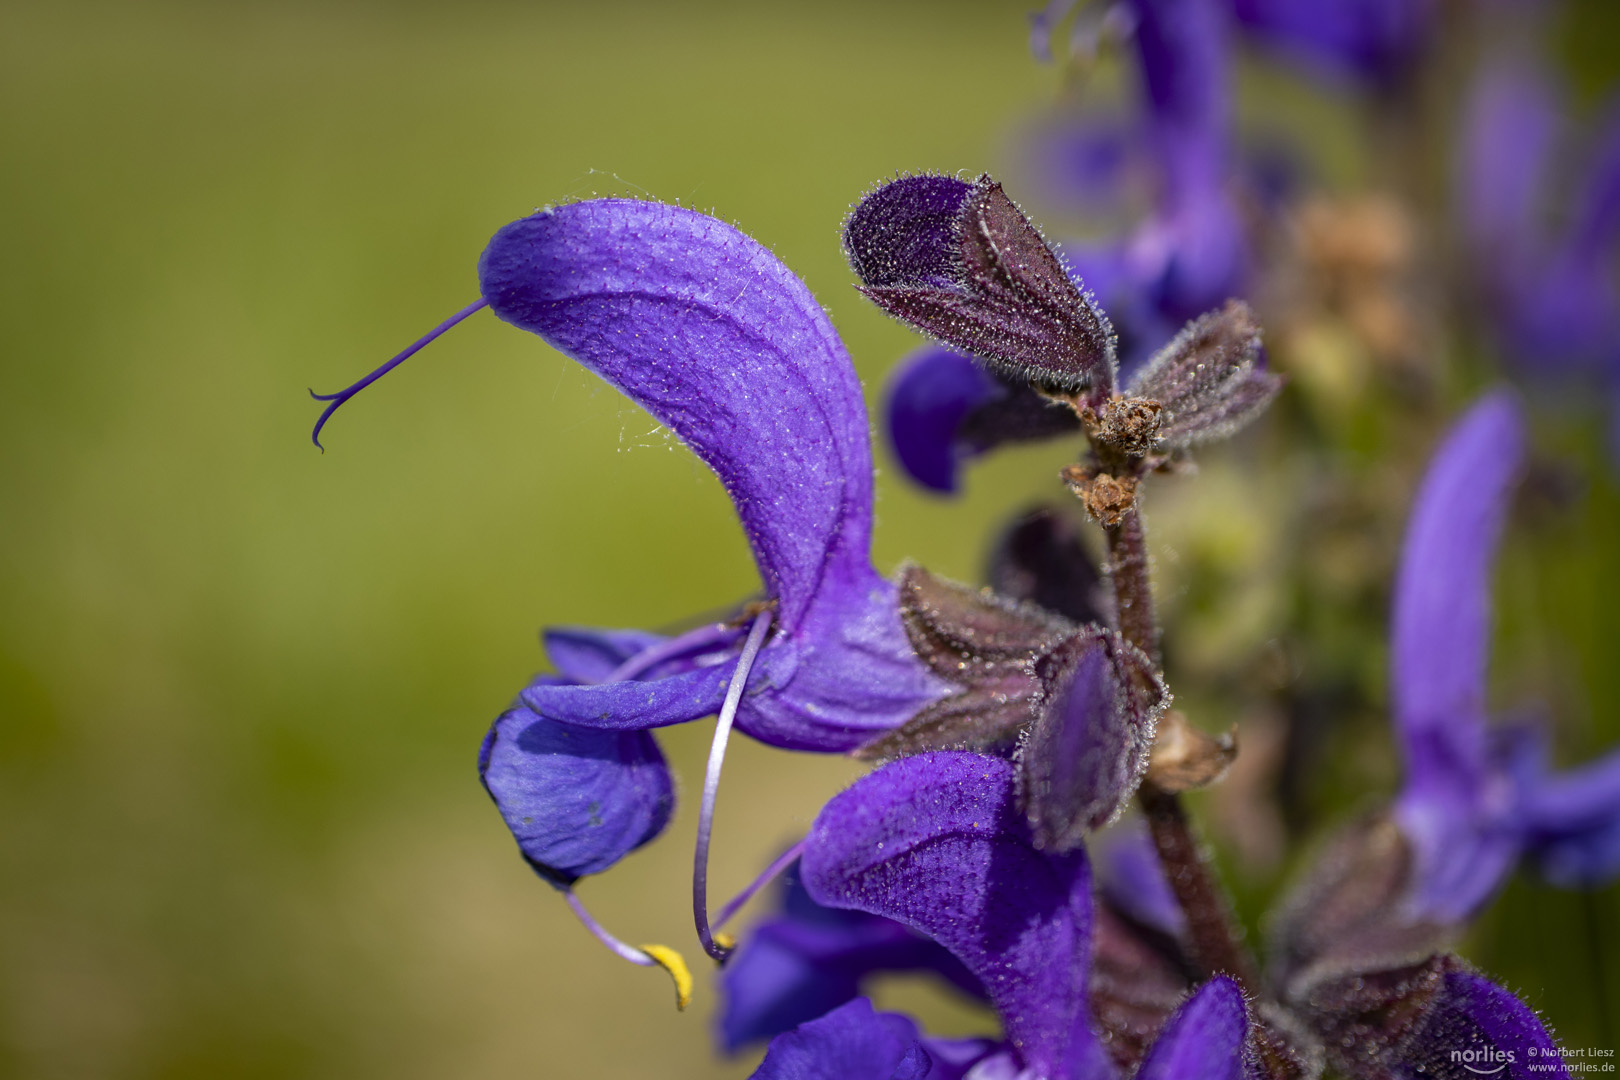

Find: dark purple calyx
[856,564,1167,850]
[845,173,1119,401]
[1126,299,1282,449]
[986,505,1105,628]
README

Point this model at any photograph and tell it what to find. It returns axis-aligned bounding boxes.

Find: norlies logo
[1454,1047,1518,1074]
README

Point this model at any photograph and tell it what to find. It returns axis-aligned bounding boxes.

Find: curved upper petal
[479,198,873,633]
[799,753,1109,1080]
[482,200,946,752]
[1392,392,1525,917]
[477,701,674,886]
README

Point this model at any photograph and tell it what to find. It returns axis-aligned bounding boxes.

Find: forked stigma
[309,298,489,450]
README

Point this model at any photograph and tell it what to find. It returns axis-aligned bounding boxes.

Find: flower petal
[477,703,674,885]
[542,626,669,684]
[1135,977,1250,1080]
[1128,0,1249,321]
[479,199,872,633]
[1518,745,1620,887]
[719,867,982,1052]
[1228,0,1436,86]
[1459,63,1559,275]
[799,753,1109,1080]
[884,347,1003,494]
[520,663,732,731]
[1392,392,1525,918]
[748,998,932,1080]
[1396,966,1569,1080]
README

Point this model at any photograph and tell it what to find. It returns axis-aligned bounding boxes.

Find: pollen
[639,944,694,1011]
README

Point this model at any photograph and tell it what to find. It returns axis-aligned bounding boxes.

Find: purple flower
[1030,0,1249,330]
[717,859,983,1053]
[726,745,1576,1078]
[1390,391,1620,919]
[750,997,995,1080]
[478,200,947,754]
[1458,62,1620,403]
[884,346,1081,494]
[786,751,1268,1079]
[1226,0,1437,88]
[313,197,950,994]
[1125,0,1248,324]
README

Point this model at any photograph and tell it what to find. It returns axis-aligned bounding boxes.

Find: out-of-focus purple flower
[1124,0,1248,324]
[1459,63,1620,441]
[718,861,983,1052]
[1226,0,1438,88]
[1029,0,1249,331]
[1390,391,1620,920]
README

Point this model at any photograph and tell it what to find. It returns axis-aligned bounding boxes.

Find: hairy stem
[1104,509,1159,662]
[1104,504,1259,990]
[1138,780,1261,987]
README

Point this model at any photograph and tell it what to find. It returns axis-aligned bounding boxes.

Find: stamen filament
[308,298,489,450]
[603,621,745,684]
[714,838,806,933]
[692,608,775,963]
[565,888,656,966]
[564,889,693,1010]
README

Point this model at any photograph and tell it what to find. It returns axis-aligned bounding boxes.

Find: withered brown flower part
[1062,465,1141,525]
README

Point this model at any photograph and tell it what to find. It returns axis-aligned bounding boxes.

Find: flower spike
[694,608,776,962]
[308,298,488,450]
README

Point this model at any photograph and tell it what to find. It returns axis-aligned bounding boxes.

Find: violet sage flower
[1458,62,1620,459]
[1388,391,1620,917]
[311,196,949,999]
[748,750,1571,1079]
[1226,0,1437,88]
[750,751,1276,1080]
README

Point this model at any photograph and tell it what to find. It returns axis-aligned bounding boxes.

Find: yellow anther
[714,931,737,952]
[639,944,693,1011]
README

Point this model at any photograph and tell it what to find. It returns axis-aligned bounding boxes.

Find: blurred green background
[0,1,1614,1078]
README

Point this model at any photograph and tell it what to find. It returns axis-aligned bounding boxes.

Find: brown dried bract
[1062,465,1139,526]
[1146,710,1237,792]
